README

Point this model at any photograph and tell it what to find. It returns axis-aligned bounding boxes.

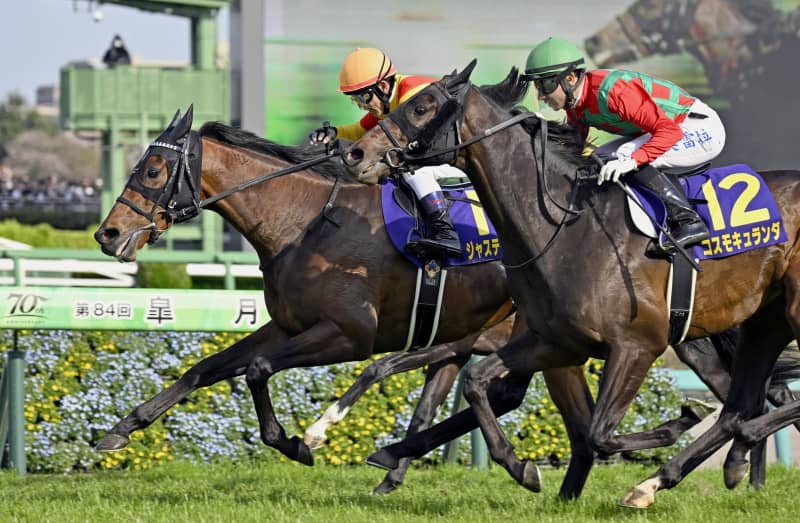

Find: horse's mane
[476,67,592,169]
[477,67,530,109]
[198,122,348,180]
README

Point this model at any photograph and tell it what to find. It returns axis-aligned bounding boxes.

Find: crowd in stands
[0,167,101,210]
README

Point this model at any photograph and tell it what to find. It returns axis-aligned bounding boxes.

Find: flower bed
[0,330,687,472]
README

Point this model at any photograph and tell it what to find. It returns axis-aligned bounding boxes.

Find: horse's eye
[414,105,427,116]
[147,168,161,179]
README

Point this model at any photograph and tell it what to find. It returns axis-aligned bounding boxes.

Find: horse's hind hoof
[289,436,314,466]
[95,433,130,452]
[724,461,749,489]
[519,460,542,493]
[304,431,327,450]
[366,449,400,471]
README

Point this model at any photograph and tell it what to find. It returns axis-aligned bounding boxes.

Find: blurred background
[1,0,799,248]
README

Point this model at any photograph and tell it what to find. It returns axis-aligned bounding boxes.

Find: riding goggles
[349,88,375,105]
[532,74,562,96]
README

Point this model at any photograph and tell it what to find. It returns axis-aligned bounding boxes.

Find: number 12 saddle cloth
[626,163,787,260]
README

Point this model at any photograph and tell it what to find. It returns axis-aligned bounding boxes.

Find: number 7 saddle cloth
[380,178,503,268]
[627,163,787,260]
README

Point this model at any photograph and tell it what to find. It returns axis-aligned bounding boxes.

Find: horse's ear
[447,59,478,89]
[166,109,182,130]
[171,104,194,138]
[503,66,520,87]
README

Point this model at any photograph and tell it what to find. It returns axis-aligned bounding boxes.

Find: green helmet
[524,37,586,78]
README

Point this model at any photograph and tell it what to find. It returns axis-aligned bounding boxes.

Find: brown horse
[91,108,517,492]
[90,107,794,500]
[341,62,800,507]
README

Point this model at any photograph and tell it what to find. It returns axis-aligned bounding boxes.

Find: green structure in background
[262,40,551,146]
[60,0,229,253]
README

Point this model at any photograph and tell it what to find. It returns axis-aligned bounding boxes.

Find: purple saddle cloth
[380,178,503,268]
[629,163,787,260]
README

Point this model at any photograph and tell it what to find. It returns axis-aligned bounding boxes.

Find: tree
[0,93,57,145]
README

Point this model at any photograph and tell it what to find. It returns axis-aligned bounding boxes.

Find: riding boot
[628,165,709,254]
[407,191,462,257]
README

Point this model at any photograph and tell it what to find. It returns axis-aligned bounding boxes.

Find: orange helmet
[338,48,397,93]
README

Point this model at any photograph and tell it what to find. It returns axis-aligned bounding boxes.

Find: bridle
[118,130,342,244]
[117,131,203,244]
[377,80,469,168]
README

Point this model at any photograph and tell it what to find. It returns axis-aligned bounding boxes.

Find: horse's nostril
[345,148,364,166]
[95,228,119,244]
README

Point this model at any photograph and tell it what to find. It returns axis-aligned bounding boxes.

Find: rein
[199,149,340,208]
[377,89,588,270]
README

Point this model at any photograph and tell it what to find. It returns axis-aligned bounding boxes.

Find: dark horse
[342,62,800,507]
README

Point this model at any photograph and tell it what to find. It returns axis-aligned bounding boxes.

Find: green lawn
[1,461,798,522]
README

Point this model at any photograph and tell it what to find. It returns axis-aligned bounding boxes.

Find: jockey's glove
[598,157,637,185]
[309,121,338,145]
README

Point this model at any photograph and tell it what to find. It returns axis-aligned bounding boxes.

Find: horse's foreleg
[373,353,470,494]
[96,321,287,452]
[245,319,368,465]
[584,334,665,456]
[304,337,473,450]
[543,365,596,500]
[366,334,549,472]
[463,333,586,493]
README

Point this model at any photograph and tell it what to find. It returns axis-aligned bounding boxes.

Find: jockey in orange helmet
[309,47,463,257]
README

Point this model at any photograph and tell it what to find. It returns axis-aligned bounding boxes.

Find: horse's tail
[709,326,800,386]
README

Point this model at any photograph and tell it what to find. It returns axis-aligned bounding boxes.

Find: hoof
[289,436,314,466]
[519,461,542,493]
[724,461,749,490]
[682,398,716,422]
[95,433,130,452]
[304,431,327,450]
[372,479,401,495]
[619,487,655,509]
[366,449,400,471]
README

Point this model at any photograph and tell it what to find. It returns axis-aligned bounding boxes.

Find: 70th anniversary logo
[3,291,47,326]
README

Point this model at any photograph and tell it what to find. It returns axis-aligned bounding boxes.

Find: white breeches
[402,164,468,199]
[595,99,727,171]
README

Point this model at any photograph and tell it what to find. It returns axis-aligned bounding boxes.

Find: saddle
[381,177,502,268]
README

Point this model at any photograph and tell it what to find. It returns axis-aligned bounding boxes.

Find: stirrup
[406,238,462,257]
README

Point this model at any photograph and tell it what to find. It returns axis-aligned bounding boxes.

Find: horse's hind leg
[96,321,287,451]
[373,354,470,494]
[246,319,370,466]
[672,331,767,488]
[304,336,475,450]
[620,302,790,509]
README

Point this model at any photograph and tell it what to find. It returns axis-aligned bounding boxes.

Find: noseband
[116,131,203,244]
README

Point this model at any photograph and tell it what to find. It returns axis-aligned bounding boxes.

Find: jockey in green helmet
[523,37,727,254]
